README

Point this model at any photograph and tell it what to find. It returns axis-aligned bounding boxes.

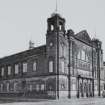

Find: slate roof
[0,45,46,64]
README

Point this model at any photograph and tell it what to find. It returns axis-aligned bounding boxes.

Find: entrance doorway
[77,76,93,98]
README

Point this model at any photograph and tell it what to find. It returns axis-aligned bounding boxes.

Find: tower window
[51,25,54,31]
[49,61,53,72]
[59,25,62,30]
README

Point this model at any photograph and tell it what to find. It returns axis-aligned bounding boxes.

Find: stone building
[0,13,104,99]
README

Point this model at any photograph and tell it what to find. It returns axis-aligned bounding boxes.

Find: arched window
[33,61,37,71]
[49,61,53,72]
[51,25,54,31]
[61,43,65,57]
[59,25,62,30]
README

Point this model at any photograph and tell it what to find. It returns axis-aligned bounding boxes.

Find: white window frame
[49,61,53,73]
[15,64,19,74]
[23,62,27,73]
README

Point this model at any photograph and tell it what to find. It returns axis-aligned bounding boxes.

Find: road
[0,97,105,105]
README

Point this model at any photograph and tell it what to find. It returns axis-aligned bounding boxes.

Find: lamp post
[67,29,74,99]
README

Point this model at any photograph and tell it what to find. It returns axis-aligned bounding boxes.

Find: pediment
[75,30,91,44]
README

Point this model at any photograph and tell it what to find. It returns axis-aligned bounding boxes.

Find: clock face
[49,42,53,47]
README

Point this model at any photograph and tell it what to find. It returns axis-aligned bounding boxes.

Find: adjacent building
[0,13,104,99]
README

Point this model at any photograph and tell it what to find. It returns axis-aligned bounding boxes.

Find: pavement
[0,97,105,105]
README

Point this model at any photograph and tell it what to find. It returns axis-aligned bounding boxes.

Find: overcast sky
[0,0,105,60]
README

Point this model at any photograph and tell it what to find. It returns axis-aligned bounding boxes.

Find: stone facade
[0,13,104,99]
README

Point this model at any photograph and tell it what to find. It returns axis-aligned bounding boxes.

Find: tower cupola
[47,13,65,32]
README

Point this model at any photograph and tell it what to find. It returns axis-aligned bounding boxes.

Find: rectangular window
[41,84,45,91]
[14,83,17,91]
[8,66,11,75]
[7,83,9,92]
[15,64,19,74]
[36,84,39,91]
[23,63,27,73]
[0,84,3,92]
[49,61,53,72]
[33,61,36,71]
[1,67,4,76]
[61,61,64,72]
[29,85,32,91]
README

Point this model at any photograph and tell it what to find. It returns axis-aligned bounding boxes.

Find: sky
[0,0,105,60]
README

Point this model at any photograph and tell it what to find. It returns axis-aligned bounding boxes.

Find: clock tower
[46,13,68,99]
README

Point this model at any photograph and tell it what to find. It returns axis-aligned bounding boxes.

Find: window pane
[41,84,45,90]
[61,61,64,72]
[29,85,32,91]
[0,84,3,92]
[49,61,53,72]
[23,63,27,73]
[81,50,85,60]
[36,84,39,91]
[14,83,17,91]
[7,83,9,92]
[8,66,11,75]
[15,64,19,74]
[1,67,4,76]
[33,61,36,71]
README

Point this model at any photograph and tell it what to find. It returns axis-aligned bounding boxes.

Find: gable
[75,30,91,44]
